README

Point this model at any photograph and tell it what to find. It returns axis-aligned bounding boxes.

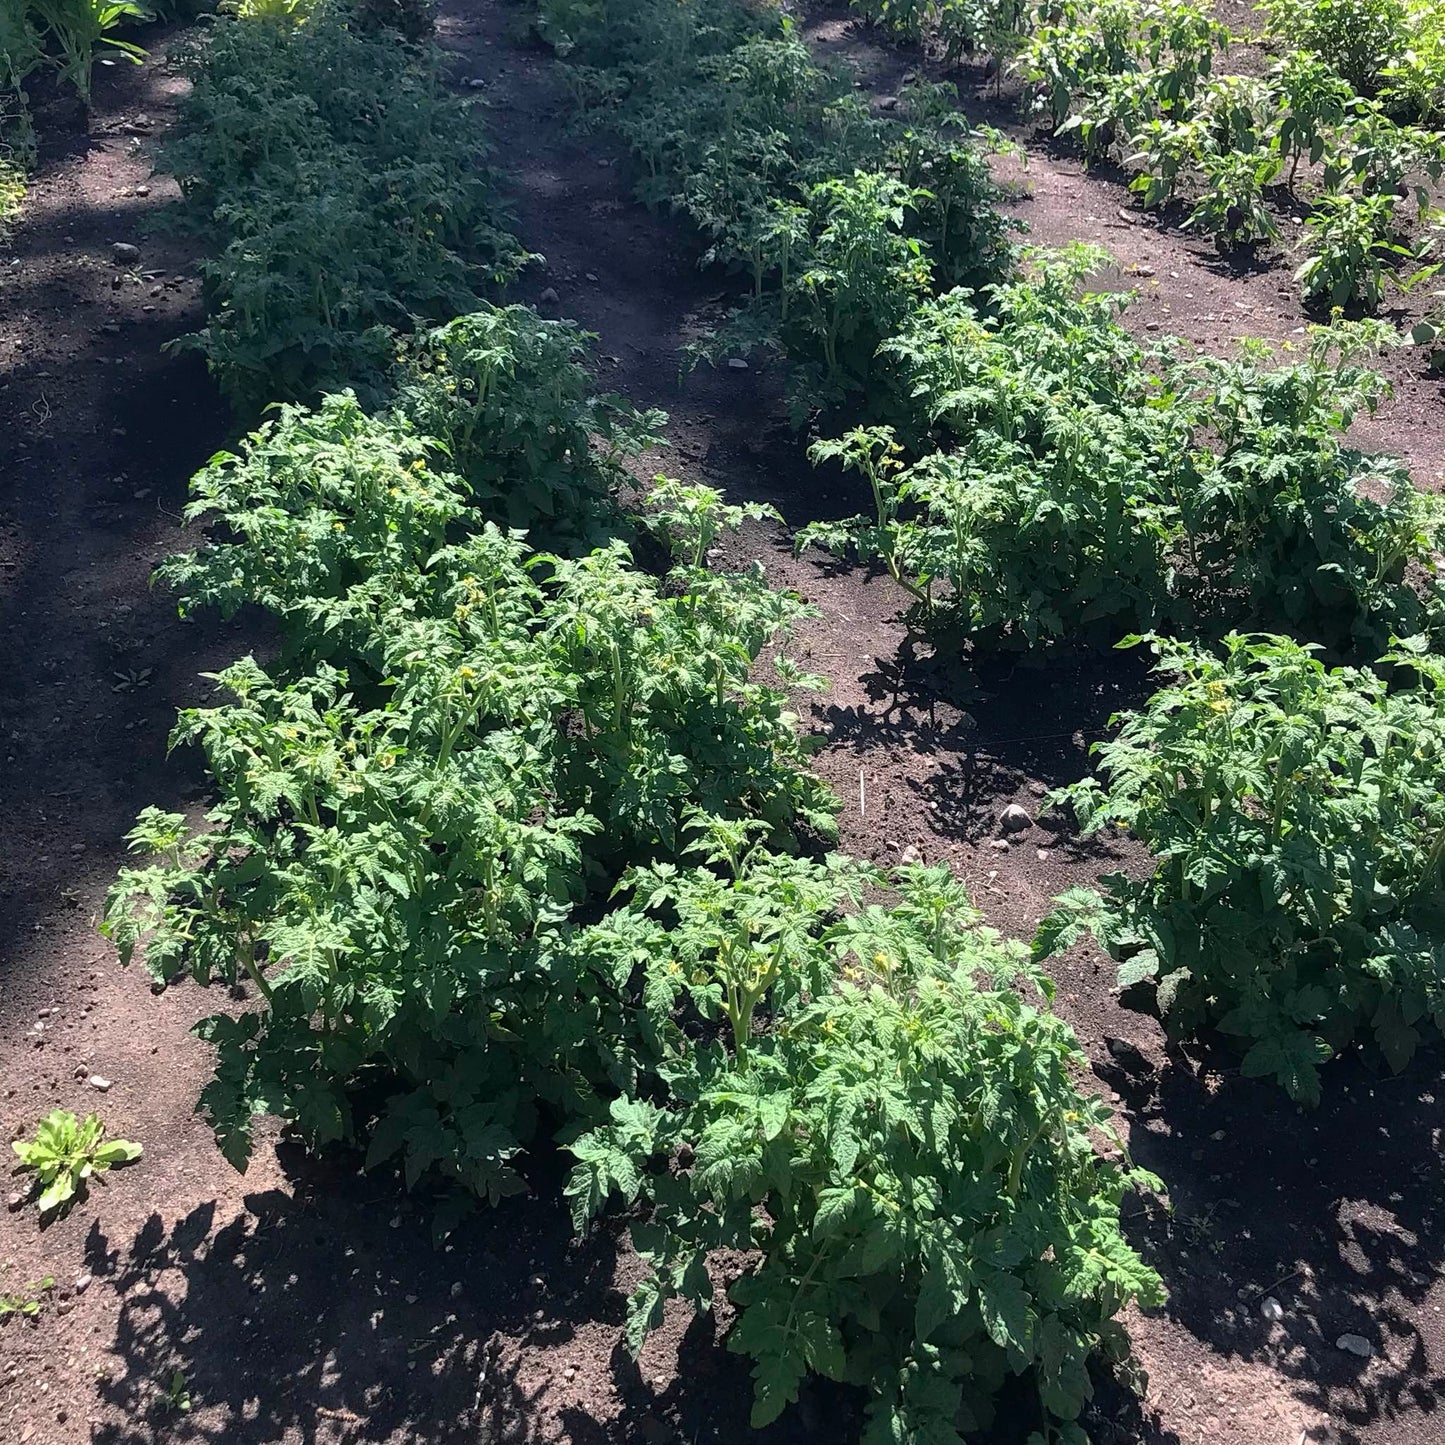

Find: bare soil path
[1,6,1441,1445]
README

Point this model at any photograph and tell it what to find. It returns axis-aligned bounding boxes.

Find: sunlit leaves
[569,861,1162,1441]
[1038,630,1445,1099]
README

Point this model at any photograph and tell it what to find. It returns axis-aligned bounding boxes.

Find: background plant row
[535,0,1445,1102]
[849,0,1445,322]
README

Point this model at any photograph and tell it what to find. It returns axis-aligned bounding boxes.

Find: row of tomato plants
[539,0,1445,1101]
[850,0,1445,321]
[104,5,1166,1442]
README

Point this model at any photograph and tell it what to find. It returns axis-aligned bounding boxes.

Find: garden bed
[0,5,1441,1445]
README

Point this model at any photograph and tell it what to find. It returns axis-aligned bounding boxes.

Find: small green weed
[12,1110,142,1217]
[0,1276,56,1321]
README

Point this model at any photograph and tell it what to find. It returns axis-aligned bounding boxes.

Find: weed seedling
[12,1110,142,1217]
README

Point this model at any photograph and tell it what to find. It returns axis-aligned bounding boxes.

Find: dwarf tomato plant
[105,399,836,1193]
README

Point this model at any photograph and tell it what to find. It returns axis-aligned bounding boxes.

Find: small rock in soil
[1260,1296,1284,1322]
[988,838,1010,851]
[7,1190,24,1210]
[999,803,1032,833]
[727,357,749,370]
[900,844,921,865]
[1336,1333,1372,1358]
[450,1281,463,1298]
[110,243,140,265]
[538,287,559,305]
[87,1075,112,1091]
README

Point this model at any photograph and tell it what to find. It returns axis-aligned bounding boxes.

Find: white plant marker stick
[859,766,866,819]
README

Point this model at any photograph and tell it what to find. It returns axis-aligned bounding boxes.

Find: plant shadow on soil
[1094,1036,1445,1444]
[813,635,1158,845]
[76,1130,1180,1445]
[76,1136,884,1445]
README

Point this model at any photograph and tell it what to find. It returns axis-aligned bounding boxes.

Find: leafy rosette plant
[1037,631,1445,1103]
[12,1111,142,1218]
[569,837,1164,1444]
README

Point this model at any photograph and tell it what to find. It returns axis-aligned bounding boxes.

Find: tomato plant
[570,849,1164,1443]
[801,252,1444,658]
[395,304,667,536]
[106,402,837,1188]
[1038,632,1445,1104]
[551,0,1014,415]
[163,8,532,407]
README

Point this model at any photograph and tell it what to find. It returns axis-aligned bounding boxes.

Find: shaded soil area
[1,5,1441,1445]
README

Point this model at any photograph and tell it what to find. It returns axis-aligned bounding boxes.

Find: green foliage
[985,0,1445,302]
[1294,190,1413,309]
[104,399,836,1190]
[1259,0,1406,96]
[851,0,1033,66]
[0,154,25,236]
[15,0,147,103]
[0,6,46,92]
[1016,0,1226,131]
[1271,52,1353,187]
[1184,149,1282,252]
[1322,106,1444,220]
[1037,632,1445,1103]
[1184,323,1445,654]
[548,0,1016,415]
[221,0,314,18]
[164,1369,193,1413]
[0,1277,55,1321]
[393,304,667,535]
[348,0,434,40]
[570,855,1164,1443]
[773,169,935,406]
[1380,2,1445,124]
[801,249,1183,652]
[161,4,531,408]
[12,1110,142,1217]
[800,251,1441,658]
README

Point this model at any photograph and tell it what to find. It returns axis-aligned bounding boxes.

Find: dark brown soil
[1,6,1441,1445]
